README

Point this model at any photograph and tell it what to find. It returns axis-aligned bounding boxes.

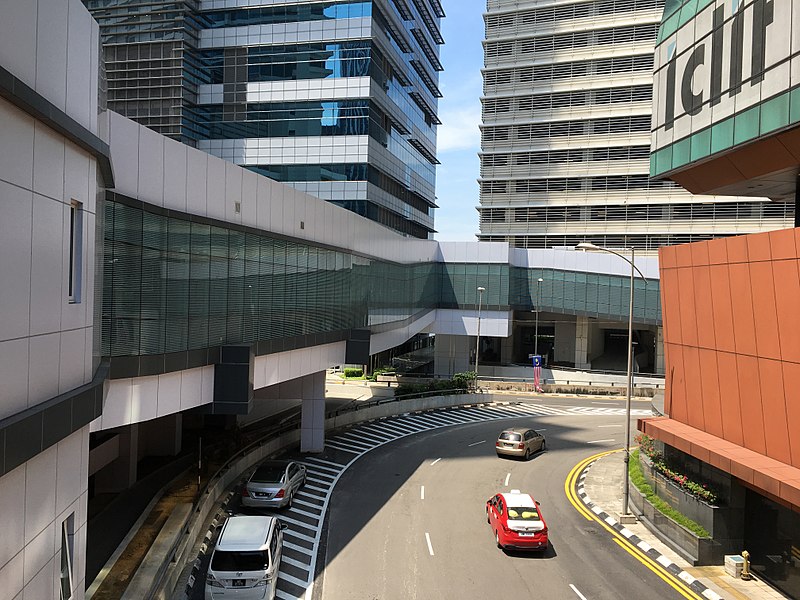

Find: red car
[486,490,548,551]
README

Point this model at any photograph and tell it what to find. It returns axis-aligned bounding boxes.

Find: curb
[576,461,724,600]
[183,490,237,599]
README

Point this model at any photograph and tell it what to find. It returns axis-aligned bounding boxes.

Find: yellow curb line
[565,450,707,600]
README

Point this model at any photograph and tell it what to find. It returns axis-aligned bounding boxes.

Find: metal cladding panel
[658,229,800,469]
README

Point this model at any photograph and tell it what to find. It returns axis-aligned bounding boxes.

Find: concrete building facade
[477,0,794,250]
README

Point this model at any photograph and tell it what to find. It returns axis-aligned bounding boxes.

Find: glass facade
[86,0,442,239]
[102,197,660,367]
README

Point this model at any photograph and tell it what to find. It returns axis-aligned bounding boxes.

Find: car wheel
[524,448,530,461]
[541,440,546,452]
[486,508,490,524]
[495,531,502,549]
[286,491,293,509]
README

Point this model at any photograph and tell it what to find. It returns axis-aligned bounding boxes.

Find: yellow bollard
[741,550,753,580]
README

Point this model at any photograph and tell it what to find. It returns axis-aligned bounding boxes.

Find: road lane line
[597,425,620,428]
[430,458,441,466]
[504,473,510,486]
[570,584,589,600]
[425,532,435,556]
[468,440,486,447]
[586,439,615,444]
[592,402,617,405]
[535,428,547,432]
[421,486,425,500]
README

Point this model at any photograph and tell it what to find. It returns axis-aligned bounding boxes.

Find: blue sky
[434,0,485,241]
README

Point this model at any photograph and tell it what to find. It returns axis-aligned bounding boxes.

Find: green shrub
[368,366,393,381]
[629,450,711,538]
[343,368,363,378]
[452,371,476,390]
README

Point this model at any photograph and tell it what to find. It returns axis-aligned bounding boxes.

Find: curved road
[319,405,684,600]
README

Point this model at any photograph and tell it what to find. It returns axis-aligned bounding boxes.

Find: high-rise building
[85,0,443,238]
[477,0,794,250]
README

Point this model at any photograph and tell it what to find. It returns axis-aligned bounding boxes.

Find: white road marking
[504,473,510,486]
[592,402,617,405]
[421,486,425,500]
[535,429,547,432]
[468,440,486,447]
[570,584,589,600]
[430,458,441,466]
[587,439,615,444]
[597,425,620,428]
[425,532,435,556]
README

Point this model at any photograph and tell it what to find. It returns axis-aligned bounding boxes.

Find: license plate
[503,443,514,447]
[254,492,269,498]
[232,579,246,587]
[518,532,534,536]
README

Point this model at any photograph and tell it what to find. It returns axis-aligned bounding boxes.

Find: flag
[532,355,543,393]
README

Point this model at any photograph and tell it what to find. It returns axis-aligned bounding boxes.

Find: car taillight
[241,487,249,497]
[541,528,548,536]
[501,523,510,533]
[275,489,285,499]
[517,443,524,449]
[496,441,501,447]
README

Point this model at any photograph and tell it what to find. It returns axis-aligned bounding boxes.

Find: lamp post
[475,286,485,388]
[576,242,644,517]
[534,277,543,357]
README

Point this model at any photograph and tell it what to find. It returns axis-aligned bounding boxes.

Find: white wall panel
[0,181,32,342]
[27,333,61,408]
[0,0,37,88]
[138,126,165,207]
[108,115,140,198]
[29,195,64,336]
[0,101,35,190]
[34,0,68,112]
[186,148,209,216]
[156,372,182,417]
[65,0,93,133]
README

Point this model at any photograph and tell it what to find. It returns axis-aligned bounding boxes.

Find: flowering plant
[634,434,718,505]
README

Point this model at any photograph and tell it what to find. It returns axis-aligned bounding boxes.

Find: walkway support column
[574,316,591,369]
[301,371,326,453]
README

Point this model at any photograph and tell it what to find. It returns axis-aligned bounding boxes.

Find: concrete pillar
[574,316,591,370]
[433,334,472,378]
[554,319,576,365]
[94,423,139,493]
[139,414,182,457]
[499,335,514,364]
[655,326,665,374]
[301,371,326,453]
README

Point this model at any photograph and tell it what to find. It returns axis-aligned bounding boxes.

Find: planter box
[636,453,742,565]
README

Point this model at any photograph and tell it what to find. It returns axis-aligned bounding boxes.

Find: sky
[433,0,486,241]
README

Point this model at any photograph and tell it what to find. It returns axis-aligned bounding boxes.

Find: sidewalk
[581,451,786,600]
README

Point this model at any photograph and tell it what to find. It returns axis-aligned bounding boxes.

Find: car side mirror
[535,501,541,506]
[279,520,289,531]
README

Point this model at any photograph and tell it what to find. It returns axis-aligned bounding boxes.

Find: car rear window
[507,507,540,520]
[251,465,286,483]
[499,432,521,442]
[211,550,269,572]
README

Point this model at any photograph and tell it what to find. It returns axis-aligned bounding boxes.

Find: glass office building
[477,0,794,251]
[85,0,443,239]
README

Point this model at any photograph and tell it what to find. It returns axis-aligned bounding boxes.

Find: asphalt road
[319,402,683,600]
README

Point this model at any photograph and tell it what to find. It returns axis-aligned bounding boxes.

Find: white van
[205,515,286,600]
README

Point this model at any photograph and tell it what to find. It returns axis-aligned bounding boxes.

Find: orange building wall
[659,228,800,468]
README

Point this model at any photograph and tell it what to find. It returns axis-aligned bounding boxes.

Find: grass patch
[629,449,711,538]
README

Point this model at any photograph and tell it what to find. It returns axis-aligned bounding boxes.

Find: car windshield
[210,550,269,572]
[251,465,286,483]
[499,432,521,442]
[507,507,540,520]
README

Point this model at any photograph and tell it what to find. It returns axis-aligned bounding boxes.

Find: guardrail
[477,375,664,389]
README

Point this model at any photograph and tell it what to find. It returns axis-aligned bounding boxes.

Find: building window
[69,201,83,303]
[60,514,75,600]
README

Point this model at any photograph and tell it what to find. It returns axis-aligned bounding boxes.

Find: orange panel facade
[658,229,800,478]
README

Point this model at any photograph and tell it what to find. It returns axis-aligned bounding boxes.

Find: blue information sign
[532,355,542,367]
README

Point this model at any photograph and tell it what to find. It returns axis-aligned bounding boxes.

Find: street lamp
[575,242,645,518]
[534,277,544,357]
[475,286,486,387]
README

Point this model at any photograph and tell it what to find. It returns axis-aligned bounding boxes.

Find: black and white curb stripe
[576,463,724,600]
[185,490,237,597]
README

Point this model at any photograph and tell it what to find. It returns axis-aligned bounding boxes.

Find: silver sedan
[241,460,307,509]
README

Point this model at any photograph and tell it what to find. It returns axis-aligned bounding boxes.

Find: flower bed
[635,433,717,504]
